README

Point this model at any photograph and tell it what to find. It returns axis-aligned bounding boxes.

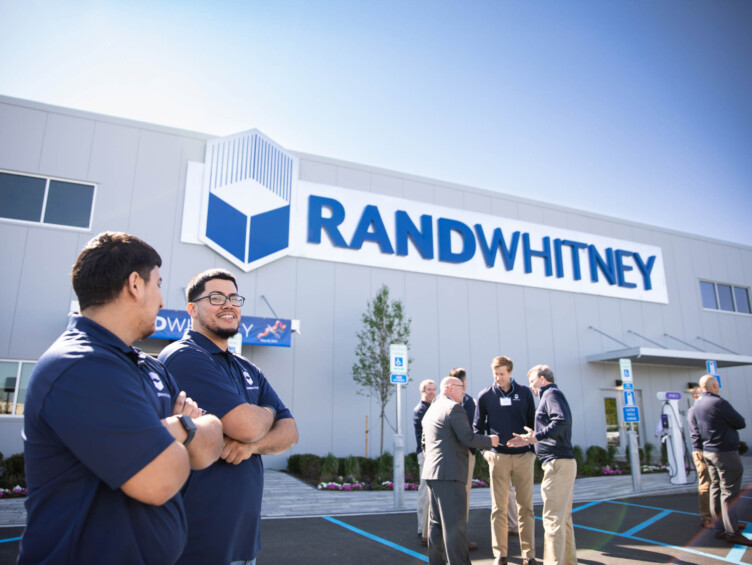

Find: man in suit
[422,376,499,565]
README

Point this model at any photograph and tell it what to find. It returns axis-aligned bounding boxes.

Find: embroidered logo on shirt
[243,370,254,386]
[149,371,165,391]
[514,394,519,400]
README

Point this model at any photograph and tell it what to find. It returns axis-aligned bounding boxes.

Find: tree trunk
[380,409,385,455]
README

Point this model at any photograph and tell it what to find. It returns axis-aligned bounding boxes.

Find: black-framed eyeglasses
[192,293,245,307]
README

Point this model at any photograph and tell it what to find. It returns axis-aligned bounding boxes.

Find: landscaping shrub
[474,452,490,481]
[358,456,378,480]
[740,441,749,456]
[606,444,617,466]
[0,452,26,490]
[586,445,608,468]
[573,445,584,469]
[320,453,339,482]
[643,442,655,465]
[299,454,322,482]
[343,455,361,480]
[404,452,419,482]
[377,452,393,482]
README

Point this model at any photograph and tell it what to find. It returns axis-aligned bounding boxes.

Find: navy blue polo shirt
[20,315,186,565]
[159,330,293,565]
[474,379,535,455]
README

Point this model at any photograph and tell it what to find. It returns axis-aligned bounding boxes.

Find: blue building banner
[152,309,291,347]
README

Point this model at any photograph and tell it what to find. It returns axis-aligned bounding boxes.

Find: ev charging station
[656,391,691,485]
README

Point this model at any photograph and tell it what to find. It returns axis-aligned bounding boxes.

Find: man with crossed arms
[160,268,298,565]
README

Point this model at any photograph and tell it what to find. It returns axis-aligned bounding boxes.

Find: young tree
[352,285,411,455]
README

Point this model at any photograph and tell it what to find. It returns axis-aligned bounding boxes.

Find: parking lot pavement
[4,466,752,564]
[2,489,751,564]
[256,488,752,564]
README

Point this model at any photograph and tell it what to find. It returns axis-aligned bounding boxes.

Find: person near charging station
[688,374,750,546]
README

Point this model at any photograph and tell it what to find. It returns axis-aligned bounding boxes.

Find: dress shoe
[508,530,519,536]
[468,541,479,551]
[420,536,428,547]
[493,557,508,565]
[523,559,537,565]
[726,533,752,546]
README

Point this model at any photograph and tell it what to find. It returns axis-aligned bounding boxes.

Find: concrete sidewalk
[2,457,751,526]
[260,457,752,518]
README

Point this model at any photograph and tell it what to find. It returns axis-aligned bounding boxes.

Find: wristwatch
[176,415,197,446]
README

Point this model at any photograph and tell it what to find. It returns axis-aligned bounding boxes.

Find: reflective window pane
[0,361,18,415]
[13,363,34,415]
[43,180,94,228]
[0,173,45,222]
[717,284,734,311]
[700,281,717,309]
[734,286,751,314]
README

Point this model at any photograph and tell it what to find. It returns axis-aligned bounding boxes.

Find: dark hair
[491,356,513,372]
[449,367,467,382]
[186,269,238,302]
[72,232,162,310]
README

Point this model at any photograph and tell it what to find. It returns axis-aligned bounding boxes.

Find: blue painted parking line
[0,536,21,544]
[607,499,750,525]
[322,516,428,562]
[571,500,602,513]
[571,521,745,564]
[535,499,752,564]
[726,522,752,563]
[622,509,672,537]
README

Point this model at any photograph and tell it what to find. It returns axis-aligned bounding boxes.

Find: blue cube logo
[197,130,296,271]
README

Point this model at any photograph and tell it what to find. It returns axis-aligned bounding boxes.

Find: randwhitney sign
[183,131,668,303]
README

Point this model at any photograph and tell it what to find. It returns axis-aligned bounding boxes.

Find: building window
[0,170,95,229]
[0,360,35,416]
[700,280,751,314]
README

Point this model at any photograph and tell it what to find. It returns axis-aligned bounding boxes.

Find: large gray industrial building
[1,95,751,470]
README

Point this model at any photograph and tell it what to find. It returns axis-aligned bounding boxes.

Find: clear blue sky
[2,1,751,246]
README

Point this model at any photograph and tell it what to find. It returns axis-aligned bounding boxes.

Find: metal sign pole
[390,344,408,510]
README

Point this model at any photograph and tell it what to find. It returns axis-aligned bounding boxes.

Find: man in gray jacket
[422,376,499,565]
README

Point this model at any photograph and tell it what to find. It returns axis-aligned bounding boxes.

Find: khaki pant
[541,458,577,565]
[485,450,536,559]
[417,451,430,536]
[692,451,712,524]
[465,451,475,520]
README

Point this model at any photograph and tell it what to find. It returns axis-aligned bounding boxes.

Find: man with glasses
[159,269,298,565]
[422,376,499,565]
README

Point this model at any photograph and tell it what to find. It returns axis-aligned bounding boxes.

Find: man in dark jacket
[414,379,436,544]
[509,364,576,565]
[688,374,750,546]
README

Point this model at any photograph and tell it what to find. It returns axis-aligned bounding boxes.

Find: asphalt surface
[3,489,752,564]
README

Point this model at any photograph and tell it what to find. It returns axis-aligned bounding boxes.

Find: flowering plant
[602,467,623,475]
[0,485,27,498]
[641,464,669,473]
[317,479,490,491]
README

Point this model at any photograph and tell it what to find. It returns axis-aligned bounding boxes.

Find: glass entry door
[601,388,645,456]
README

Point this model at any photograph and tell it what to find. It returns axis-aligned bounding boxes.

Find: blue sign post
[706,360,721,388]
[623,406,640,423]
